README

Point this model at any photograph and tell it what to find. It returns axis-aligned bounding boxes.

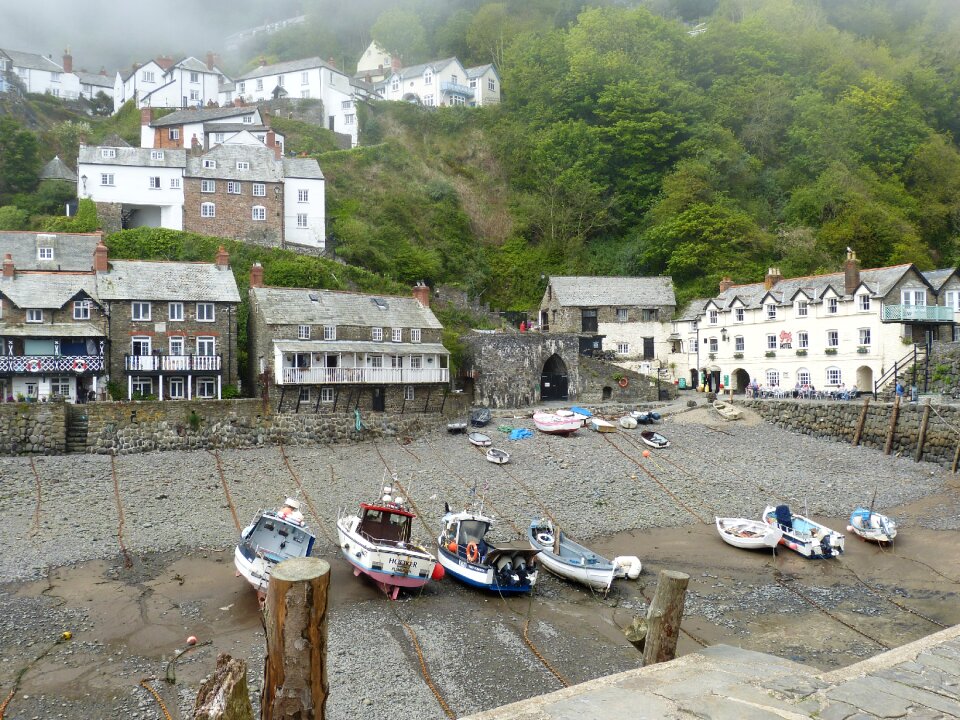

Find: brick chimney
[265,129,280,159]
[764,267,783,290]
[250,262,264,288]
[719,276,734,293]
[62,49,73,74]
[412,282,430,308]
[206,51,216,71]
[2,253,13,278]
[391,56,402,72]
[215,245,230,269]
[99,67,107,76]
[233,97,244,107]
[140,107,154,126]
[93,240,108,272]
[191,134,201,151]
[844,249,861,294]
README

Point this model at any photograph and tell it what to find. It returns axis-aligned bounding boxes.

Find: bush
[41,198,98,232]
[107,380,124,401]
[221,384,241,399]
[0,206,30,230]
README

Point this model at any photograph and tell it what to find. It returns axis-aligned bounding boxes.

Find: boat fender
[536,532,554,546]
[431,563,445,581]
[447,541,457,554]
[613,556,643,580]
[466,541,480,563]
[846,525,854,532]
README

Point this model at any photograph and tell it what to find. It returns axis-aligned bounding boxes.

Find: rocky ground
[2,398,960,719]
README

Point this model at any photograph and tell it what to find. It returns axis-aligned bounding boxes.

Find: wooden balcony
[279,366,449,385]
[125,354,223,373]
[0,354,105,374]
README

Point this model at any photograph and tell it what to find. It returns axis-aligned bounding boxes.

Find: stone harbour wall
[741,398,960,468]
[0,401,67,454]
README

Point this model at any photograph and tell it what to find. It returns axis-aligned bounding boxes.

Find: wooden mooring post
[884,396,901,455]
[642,569,690,666]
[915,399,932,462]
[262,557,330,720]
[851,396,870,447]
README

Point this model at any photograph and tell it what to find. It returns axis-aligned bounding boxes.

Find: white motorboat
[715,517,783,550]
[763,505,845,559]
[533,410,587,436]
[337,482,443,599]
[529,518,640,592]
[848,508,897,544]
[234,498,317,595]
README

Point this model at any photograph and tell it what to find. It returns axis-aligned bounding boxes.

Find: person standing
[895,379,904,399]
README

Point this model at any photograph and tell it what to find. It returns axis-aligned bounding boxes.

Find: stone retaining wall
[741,398,960,468]
[0,402,67,454]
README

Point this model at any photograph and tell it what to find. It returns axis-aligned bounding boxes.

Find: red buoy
[431,563,445,581]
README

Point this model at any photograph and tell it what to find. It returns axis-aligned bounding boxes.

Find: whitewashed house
[354,41,393,84]
[465,64,501,105]
[140,106,284,154]
[0,48,80,99]
[281,158,326,249]
[381,57,501,107]
[113,54,226,113]
[75,69,114,100]
[233,57,358,147]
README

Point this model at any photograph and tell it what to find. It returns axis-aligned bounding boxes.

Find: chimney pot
[2,253,14,278]
[215,245,230,269]
[93,240,108,273]
[412,282,430,308]
[719,276,734,293]
[206,51,216,71]
[250,262,264,288]
[764,267,783,291]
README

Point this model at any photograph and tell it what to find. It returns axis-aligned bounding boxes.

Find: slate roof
[203,123,271,133]
[283,158,324,180]
[0,322,104,338]
[923,268,957,291]
[186,145,281,181]
[75,71,113,88]
[151,106,259,127]
[252,287,443,329]
[275,340,448,355]
[0,232,99,271]
[78,146,186,168]
[176,57,213,73]
[676,299,709,322]
[97,261,240,302]
[711,265,916,310]
[39,156,76,182]
[466,64,498,78]
[1,48,62,73]
[392,57,459,80]
[235,57,340,81]
[0,273,98,309]
[548,276,677,308]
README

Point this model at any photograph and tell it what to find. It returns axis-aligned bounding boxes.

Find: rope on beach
[111,455,133,568]
[208,449,241,532]
[28,457,42,537]
[277,443,338,547]
[138,678,173,720]
[839,561,948,629]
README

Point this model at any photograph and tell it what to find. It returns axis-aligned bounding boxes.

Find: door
[540,354,569,401]
[581,308,598,332]
[642,337,654,360]
[372,387,385,412]
[328,115,335,131]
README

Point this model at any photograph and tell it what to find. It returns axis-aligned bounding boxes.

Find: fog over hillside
[0,0,301,74]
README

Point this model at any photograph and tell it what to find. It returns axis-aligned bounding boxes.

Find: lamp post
[80,174,87,196]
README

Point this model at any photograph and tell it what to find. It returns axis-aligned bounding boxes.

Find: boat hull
[640,431,670,448]
[468,432,492,447]
[715,517,783,550]
[234,545,271,594]
[486,448,510,464]
[848,509,897,544]
[589,418,617,433]
[763,505,844,558]
[533,411,586,435]
[436,544,537,594]
[528,524,615,591]
[337,518,438,599]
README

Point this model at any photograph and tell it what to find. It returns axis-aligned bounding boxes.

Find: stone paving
[465,625,960,719]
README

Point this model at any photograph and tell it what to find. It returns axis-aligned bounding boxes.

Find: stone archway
[541,354,569,401]
[856,366,873,393]
[732,368,750,393]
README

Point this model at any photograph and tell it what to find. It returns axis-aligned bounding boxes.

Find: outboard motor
[513,555,529,584]
[495,556,518,585]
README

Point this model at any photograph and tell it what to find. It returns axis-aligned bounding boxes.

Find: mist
[0,0,302,75]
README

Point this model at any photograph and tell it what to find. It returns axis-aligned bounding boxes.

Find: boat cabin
[358,503,414,546]
[242,511,315,562]
[444,516,490,547]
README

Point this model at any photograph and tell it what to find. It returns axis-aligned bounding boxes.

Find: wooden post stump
[851,397,870,447]
[884,396,901,455]
[915,399,932,462]
[262,557,330,720]
[195,653,253,720]
[642,569,690,666]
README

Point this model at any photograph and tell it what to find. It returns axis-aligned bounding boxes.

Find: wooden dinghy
[848,508,897,544]
[589,417,617,433]
[713,400,742,421]
[715,517,783,550]
[533,410,587,436]
[528,519,641,592]
[639,430,670,448]
[763,505,845,558]
[486,447,510,464]
[468,432,492,447]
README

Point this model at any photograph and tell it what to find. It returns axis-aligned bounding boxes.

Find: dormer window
[236,162,249,170]
[203,159,217,169]
[151,150,164,160]
[734,307,744,323]
[101,148,116,159]
[424,69,433,85]
[766,303,777,320]
[859,294,871,311]
[38,247,53,260]
[391,77,399,92]
[796,301,807,317]
[242,115,253,124]
[708,310,718,325]
[827,297,838,314]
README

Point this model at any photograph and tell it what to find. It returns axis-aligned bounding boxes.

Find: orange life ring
[466,541,480,563]
[618,377,629,388]
[72,358,87,372]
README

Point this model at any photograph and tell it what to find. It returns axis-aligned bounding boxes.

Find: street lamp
[80,174,87,195]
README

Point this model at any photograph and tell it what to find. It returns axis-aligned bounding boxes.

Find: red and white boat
[337,482,443,599]
[533,410,588,436]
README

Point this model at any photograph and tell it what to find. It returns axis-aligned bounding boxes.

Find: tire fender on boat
[536,532,554,546]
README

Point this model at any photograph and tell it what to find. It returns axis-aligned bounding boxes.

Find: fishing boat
[713,400,742,421]
[639,430,670,448]
[486,447,510,464]
[848,508,897,545]
[447,419,468,433]
[235,498,317,595]
[762,505,845,558]
[470,408,492,427]
[532,410,587,436]
[589,417,617,433]
[468,431,492,447]
[437,503,539,593]
[619,416,638,429]
[715,517,783,550]
[337,482,444,599]
[528,518,641,592]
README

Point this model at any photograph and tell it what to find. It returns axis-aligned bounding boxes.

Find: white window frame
[38,247,53,260]
[201,179,216,193]
[297,213,308,228]
[410,356,422,370]
[392,328,402,342]
[203,159,217,169]
[252,206,266,221]
[766,370,779,387]
[617,342,630,355]
[169,336,184,356]
[616,308,628,322]
[26,308,43,323]
[256,79,263,91]
[132,377,153,395]
[372,327,383,342]
[252,183,266,197]
[709,337,718,353]
[826,367,842,386]
[323,325,336,340]
[708,309,718,325]
[734,307,744,323]
[827,330,839,348]
[101,148,116,159]
[827,297,838,314]
[301,71,310,85]
[766,303,777,320]
[227,181,241,194]
[404,385,415,401]
[73,300,91,320]
[200,202,215,218]
[734,336,744,352]
[345,114,355,125]
[901,289,926,306]
[298,189,309,203]
[411,328,421,343]
[859,294,871,311]
[488,78,495,91]
[298,325,310,340]
[100,173,114,186]
[196,336,216,356]
[168,377,184,399]
[170,177,181,189]
[370,355,383,368]
[798,331,809,349]
[321,387,334,403]
[196,303,215,322]
[131,302,151,321]
[169,128,180,141]
[142,71,155,83]
[197,377,215,398]
[796,301,808,317]
[767,334,777,350]
[236,161,249,170]
[131,336,151,355]
[150,150,164,160]
[859,328,871,346]
[148,176,161,189]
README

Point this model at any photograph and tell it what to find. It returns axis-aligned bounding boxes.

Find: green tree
[372,8,429,63]
[0,117,40,199]
[0,206,29,230]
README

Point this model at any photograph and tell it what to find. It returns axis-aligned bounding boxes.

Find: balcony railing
[125,354,223,372]
[440,81,474,98]
[882,304,955,322]
[280,366,449,385]
[0,354,104,374]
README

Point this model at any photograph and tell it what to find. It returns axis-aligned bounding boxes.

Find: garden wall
[0,401,67,454]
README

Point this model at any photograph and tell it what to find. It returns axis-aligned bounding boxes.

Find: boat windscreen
[457,519,489,544]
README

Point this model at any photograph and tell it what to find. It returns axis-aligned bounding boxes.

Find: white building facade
[1,48,80,99]
[381,57,501,107]
[114,56,226,113]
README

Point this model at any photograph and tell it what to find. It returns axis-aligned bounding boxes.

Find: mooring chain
[208,449,241,532]
[773,575,889,649]
[277,443,338,547]
[110,455,133,568]
[388,603,456,720]
[372,443,436,538]
[138,678,173,720]
[523,616,570,687]
[28,457,42,537]
[839,562,947,629]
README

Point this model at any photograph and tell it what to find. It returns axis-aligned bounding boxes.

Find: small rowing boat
[533,410,587,436]
[619,416,638,429]
[470,408,492,427]
[715,517,783,550]
[639,430,670,448]
[528,518,641,592]
[486,447,510,464]
[848,508,897,544]
[589,418,616,433]
[468,432,492,447]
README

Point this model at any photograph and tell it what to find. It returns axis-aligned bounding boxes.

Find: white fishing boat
[529,518,640,592]
[468,431,492,447]
[437,504,539,594]
[533,410,587,436]
[619,416,638,429]
[713,400,742,420]
[235,498,317,595]
[486,447,510,464]
[763,505,845,559]
[848,508,897,545]
[715,517,783,550]
[589,417,617,433]
[640,430,670,448]
[337,482,444,599]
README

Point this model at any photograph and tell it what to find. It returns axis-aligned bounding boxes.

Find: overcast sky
[0,0,301,74]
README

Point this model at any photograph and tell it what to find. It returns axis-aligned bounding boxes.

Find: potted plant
[857,346,869,354]
[765,351,776,358]
[796,349,807,356]
[733,352,743,360]
[825,348,838,355]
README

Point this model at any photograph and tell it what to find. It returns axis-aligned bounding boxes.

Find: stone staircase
[65,406,89,453]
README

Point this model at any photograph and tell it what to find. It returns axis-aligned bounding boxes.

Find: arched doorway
[540,354,569,401]
[856,366,873,393]
[689,368,699,389]
[733,369,750,393]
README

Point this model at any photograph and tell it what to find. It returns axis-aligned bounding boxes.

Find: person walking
[895,378,905,399]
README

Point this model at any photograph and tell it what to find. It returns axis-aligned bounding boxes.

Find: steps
[65,407,89,453]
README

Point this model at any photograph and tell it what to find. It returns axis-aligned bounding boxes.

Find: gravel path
[1,400,959,719]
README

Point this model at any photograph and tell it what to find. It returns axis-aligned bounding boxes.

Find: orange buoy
[642,450,651,458]
[447,541,457,553]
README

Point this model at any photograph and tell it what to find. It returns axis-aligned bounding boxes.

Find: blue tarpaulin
[570,406,592,417]
[509,428,533,441]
